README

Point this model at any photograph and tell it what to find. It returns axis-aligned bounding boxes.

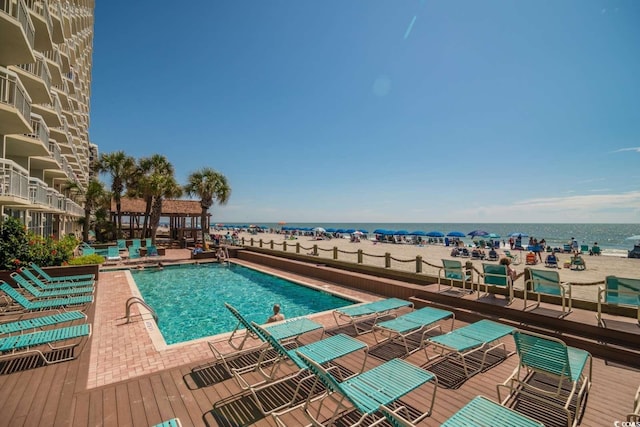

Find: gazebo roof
[111,198,206,216]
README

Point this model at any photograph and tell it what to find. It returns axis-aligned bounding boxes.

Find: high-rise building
[1,0,94,238]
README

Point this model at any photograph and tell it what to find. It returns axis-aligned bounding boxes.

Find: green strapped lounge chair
[438,259,473,295]
[29,262,95,283]
[146,245,159,257]
[523,268,572,317]
[208,303,324,377]
[373,306,455,356]
[597,275,640,325]
[332,298,414,335]
[0,282,93,315]
[0,323,91,365]
[19,268,94,290]
[441,396,544,427]
[478,263,514,305]
[504,250,521,265]
[0,311,86,336]
[117,239,127,251]
[422,319,515,378]
[11,273,94,298]
[273,351,437,427]
[106,246,121,261]
[498,329,592,427]
[128,246,141,259]
[236,322,368,415]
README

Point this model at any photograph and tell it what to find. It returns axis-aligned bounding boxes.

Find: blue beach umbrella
[447,231,466,237]
[426,231,445,238]
[373,229,387,234]
[486,233,501,239]
[345,228,356,234]
[396,230,409,235]
[358,229,369,234]
[509,232,529,238]
[468,230,489,238]
[410,230,427,236]
[336,229,346,233]
[325,228,337,232]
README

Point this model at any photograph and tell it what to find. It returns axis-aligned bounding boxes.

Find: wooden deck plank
[115,383,134,427]
[87,389,103,427]
[38,360,69,426]
[138,376,163,426]
[159,369,192,425]
[149,373,174,424]
[1,365,36,422]
[23,358,59,426]
[127,380,150,427]
[102,386,118,427]
[173,365,212,424]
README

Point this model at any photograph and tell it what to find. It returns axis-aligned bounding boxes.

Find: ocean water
[227,223,640,257]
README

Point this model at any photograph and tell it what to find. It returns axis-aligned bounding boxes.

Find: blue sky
[89,0,640,223]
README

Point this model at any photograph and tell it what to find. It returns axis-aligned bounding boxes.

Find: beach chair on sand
[498,330,592,427]
[10,273,94,298]
[523,268,572,317]
[597,276,640,325]
[504,250,521,265]
[372,306,455,356]
[438,259,473,295]
[332,298,413,335]
[272,352,437,427]
[233,322,367,415]
[422,319,515,378]
[478,264,514,305]
[208,303,324,377]
[19,268,95,290]
[0,323,91,365]
[28,262,95,283]
[440,396,544,427]
[545,252,559,268]
[0,282,93,315]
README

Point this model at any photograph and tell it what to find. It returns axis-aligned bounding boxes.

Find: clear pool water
[130,263,353,345]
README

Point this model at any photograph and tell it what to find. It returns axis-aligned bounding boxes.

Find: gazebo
[110,198,210,244]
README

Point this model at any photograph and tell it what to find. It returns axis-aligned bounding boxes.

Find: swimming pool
[130,263,353,345]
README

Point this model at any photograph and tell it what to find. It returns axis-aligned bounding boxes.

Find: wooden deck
[1,260,639,426]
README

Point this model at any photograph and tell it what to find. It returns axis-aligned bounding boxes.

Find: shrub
[68,254,105,265]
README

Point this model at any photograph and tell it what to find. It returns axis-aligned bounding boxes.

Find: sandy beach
[233,231,640,303]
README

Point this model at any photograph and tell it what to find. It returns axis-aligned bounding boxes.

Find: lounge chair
[545,252,559,268]
[273,351,437,427]
[478,263,514,305]
[504,250,521,265]
[106,246,121,261]
[19,268,95,289]
[0,323,91,365]
[422,319,515,378]
[234,322,367,415]
[498,329,592,427]
[570,255,586,271]
[10,273,95,298]
[438,259,473,295]
[487,248,499,261]
[440,396,544,427]
[0,282,93,315]
[128,246,141,259]
[131,238,142,249]
[523,268,572,317]
[28,262,95,283]
[145,238,153,247]
[0,311,86,335]
[208,303,324,377]
[597,275,640,325]
[146,245,159,257]
[332,298,414,335]
[372,306,455,356]
[629,386,640,422]
[81,245,95,256]
[591,245,601,256]
[580,244,589,254]
[525,252,537,265]
[117,239,127,251]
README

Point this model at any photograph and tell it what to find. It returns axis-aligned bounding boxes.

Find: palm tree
[149,175,182,243]
[184,168,231,237]
[96,151,135,237]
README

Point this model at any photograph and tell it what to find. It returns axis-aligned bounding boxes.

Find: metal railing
[0,159,29,200]
[48,139,62,165]
[123,297,159,325]
[46,187,61,210]
[17,53,52,89]
[29,177,48,206]
[0,67,32,123]
[24,0,52,36]
[27,113,49,147]
[0,0,35,50]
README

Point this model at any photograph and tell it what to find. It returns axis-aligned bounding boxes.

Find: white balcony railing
[17,53,52,89]
[0,159,30,200]
[27,113,49,147]
[65,198,83,217]
[40,90,62,117]
[29,177,48,206]
[0,67,32,122]
[24,0,52,36]
[46,187,61,210]
[0,0,35,50]
[48,139,62,165]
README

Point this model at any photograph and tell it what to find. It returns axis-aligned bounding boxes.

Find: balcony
[41,46,62,85]
[65,198,83,217]
[0,0,36,65]
[24,0,53,52]
[5,113,50,162]
[0,66,32,134]
[46,187,61,211]
[31,89,61,127]
[0,158,30,204]
[29,176,48,207]
[9,52,52,104]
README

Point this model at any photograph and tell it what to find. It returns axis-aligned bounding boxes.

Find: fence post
[282,241,287,251]
[296,243,300,254]
[333,247,338,260]
[250,238,254,246]
[259,239,263,248]
[313,244,318,256]
[385,253,391,268]
[357,249,363,264]
[416,255,422,273]
[270,240,274,249]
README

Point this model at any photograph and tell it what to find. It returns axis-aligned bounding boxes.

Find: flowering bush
[0,217,78,271]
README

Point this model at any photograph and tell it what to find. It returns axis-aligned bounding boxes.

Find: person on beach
[500,257,517,281]
[267,304,285,323]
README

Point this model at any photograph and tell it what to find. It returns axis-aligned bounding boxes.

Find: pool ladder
[123,297,158,324]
